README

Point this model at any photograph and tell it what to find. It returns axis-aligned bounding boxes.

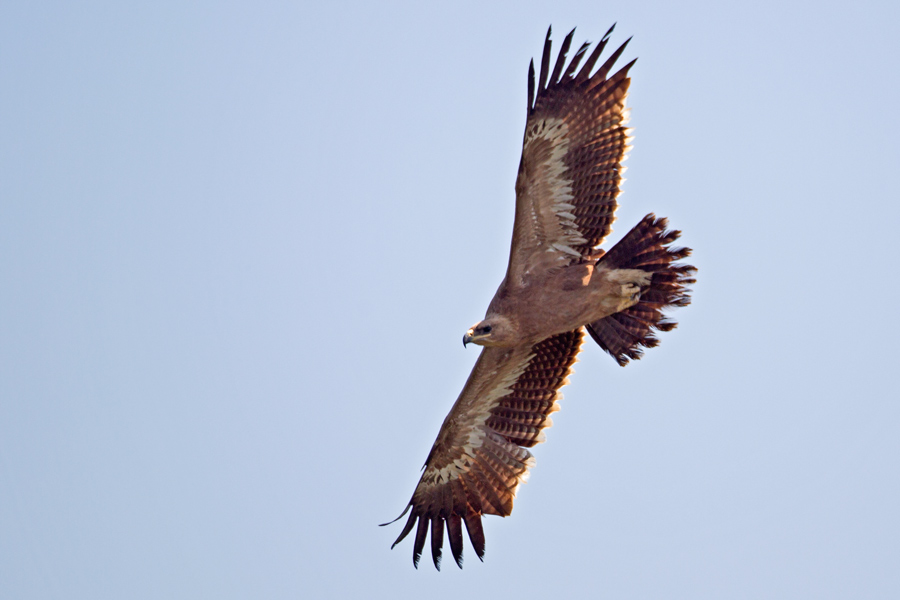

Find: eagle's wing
[384,329,584,569]
[507,25,635,286]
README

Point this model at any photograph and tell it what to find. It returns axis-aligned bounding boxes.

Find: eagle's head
[463,315,516,348]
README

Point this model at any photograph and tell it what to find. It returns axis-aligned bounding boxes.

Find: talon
[621,283,640,296]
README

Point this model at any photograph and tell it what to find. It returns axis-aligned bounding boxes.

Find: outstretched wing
[384,329,584,569]
[508,25,635,286]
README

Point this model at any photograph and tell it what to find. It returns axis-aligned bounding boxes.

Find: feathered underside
[382,330,584,570]
[508,24,635,286]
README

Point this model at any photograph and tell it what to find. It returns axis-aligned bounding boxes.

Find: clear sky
[2,1,899,598]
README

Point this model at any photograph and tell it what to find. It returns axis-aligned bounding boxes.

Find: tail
[588,214,696,366]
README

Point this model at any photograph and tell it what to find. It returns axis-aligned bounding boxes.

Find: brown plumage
[383,24,696,570]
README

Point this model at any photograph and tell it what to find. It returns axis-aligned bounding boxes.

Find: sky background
[2,1,899,598]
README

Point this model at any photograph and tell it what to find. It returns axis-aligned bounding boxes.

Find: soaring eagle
[383,24,696,570]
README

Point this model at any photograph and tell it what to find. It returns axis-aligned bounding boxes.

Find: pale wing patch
[522,118,592,262]
[424,348,535,486]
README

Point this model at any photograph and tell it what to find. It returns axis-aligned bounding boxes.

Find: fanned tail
[589,214,696,365]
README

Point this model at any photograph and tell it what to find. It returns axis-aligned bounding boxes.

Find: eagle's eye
[481,325,493,334]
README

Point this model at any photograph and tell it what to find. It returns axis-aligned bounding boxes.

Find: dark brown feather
[470,449,516,514]
[389,507,417,549]
[464,514,486,561]
[430,517,444,570]
[447,514,464,568]
[549,28,575,86]
[412,515,428,569]
[538,26,552,92]
[562,41,591,81]
[588,214,696,365]
[591,37,632,83]
[574,23,615,84]
[458,472,483,514]
[527,59,535,113]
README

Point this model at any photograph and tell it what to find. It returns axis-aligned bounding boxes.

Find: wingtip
[603,22,616,41]
[379,503,411,527]
[527,59,536,114]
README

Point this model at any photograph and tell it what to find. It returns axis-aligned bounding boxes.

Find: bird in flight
[383,24,696,570]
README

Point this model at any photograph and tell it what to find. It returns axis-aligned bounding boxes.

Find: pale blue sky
[2,1,899,598]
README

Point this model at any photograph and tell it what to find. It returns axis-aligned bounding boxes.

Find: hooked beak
[463,330,474,347]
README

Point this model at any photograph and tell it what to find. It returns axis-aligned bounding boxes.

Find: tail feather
[588,214,696,366]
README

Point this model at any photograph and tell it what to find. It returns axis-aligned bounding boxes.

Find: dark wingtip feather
[562,40,590,81]
[527,59,535,114]
[381,503,411,528]
[604,22,617,40]
[464,514,486,562]
[574,29,607,83]
[389,507,418,549]
[538,26,552,92]
[412,515,428,569]
[593,37,632,82]
[447,515,464,568]
[430,517,444,571]
[549,28,575,86]
[613,57,639,82]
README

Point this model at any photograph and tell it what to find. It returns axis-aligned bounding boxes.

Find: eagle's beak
[463,330,474,347]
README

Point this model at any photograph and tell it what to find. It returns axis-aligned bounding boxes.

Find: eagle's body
[483,265,650,346]
[384,25,696,570]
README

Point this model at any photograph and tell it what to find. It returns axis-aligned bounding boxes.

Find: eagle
[383,24,696,570]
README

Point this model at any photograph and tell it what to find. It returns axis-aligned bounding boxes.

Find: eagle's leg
[604,268,652,309]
